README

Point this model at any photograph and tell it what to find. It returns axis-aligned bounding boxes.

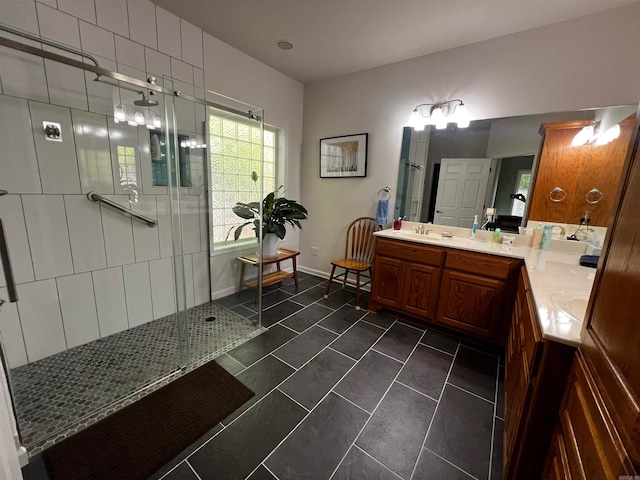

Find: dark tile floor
[152,274,505,480]
[21,273,504,480]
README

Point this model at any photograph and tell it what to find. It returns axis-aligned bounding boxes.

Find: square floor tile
[260,300,304,328]
[227,326,297,367]
[246,465,277,479]
[333,446,401,480]
[363,312,396,329]
[413,449,474,479]
[318,288,356,309]
[492,418,504,480]
[289,286,326,306]
[215,354,244,376]
[357,382,436,479]
[265,393,369,479]
[334,350,402,413]
[420,329,460,355]
[279,349,354,410]
[447,346,498,402]
[279,275,323,294]
[222,355,294,425]
[273,326,338,368]
[373,323,423,362]
[188,390,306,480]
[319,305,367,334]
[281,303,334,333]
[397,344,453,399]
[330,321,385,360]
[261,289,294,309]
[425,385,494,480]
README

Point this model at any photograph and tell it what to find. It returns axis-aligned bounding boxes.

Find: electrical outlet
[311,246,319,256]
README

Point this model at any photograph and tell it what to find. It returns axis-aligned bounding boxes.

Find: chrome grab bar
[87,192,157,227]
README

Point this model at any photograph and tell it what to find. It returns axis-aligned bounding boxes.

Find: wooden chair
[324,217,376,310]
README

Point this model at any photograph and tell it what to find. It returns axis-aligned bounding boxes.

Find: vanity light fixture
[409,99,470,131]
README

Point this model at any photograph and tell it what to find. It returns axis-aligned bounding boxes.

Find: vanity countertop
[374,229,596,347]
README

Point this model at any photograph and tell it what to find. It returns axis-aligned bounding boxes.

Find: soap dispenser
[470,215,478,239]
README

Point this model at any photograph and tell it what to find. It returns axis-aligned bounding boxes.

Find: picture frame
[319,133,368,178]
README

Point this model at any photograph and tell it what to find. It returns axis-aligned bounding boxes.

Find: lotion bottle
[531,224,543,249]
[470,215,478,239]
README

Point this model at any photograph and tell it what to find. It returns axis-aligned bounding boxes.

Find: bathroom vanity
[369,227,597,478]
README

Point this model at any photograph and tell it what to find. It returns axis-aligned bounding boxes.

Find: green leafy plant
[227,172,308,241]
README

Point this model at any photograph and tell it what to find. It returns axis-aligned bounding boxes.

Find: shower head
[134,91,159,107]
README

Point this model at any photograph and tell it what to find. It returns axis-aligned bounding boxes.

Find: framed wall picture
[320,133,368,178]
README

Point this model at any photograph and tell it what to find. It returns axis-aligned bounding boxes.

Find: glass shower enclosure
[0,30,264,455]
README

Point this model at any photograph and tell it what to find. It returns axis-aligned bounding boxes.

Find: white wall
[202,34,304,297]
[300,3,640,275]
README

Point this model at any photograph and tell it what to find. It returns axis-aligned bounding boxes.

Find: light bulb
[455,104,470,128]
[408,110,421,129]
[114,105,126,123]
[608,124,620,140]
[180,141,187,148]
[190,139,197,147]
[127,120,137,126]
[153,114,162,129]
[430,106,443,124]
[134,111,145,125]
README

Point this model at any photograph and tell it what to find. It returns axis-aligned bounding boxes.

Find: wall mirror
[394,105,636,231]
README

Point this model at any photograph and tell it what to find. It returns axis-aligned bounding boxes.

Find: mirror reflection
[395,106,636,233]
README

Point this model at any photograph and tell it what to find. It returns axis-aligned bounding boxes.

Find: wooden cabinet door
[437,269,505,340]
[542,428,572,480]
[401,263,440,320]
[371,255,405,309]
[580,111,640,467]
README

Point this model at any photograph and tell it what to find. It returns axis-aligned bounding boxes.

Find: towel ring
[549,186,567,203]
[377,186,391,200]
[585,188,603,204]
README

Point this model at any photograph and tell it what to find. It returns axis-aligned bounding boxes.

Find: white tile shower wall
[0,287,28,367]
[0,196,35,286]
[123,262,153,328]
[0,0,212,366]
[17,279,67,363]
[56,272,100,348]
[0,96,42,194]
[21,194,74,280]
[63,195,107,273]
[29,101,82,194]
[92,267,129,337]
[149,257,176,319]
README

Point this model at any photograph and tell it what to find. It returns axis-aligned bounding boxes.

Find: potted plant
[227,172,308,258]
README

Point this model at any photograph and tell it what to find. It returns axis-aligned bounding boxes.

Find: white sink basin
[391,231,445,241]
[549,291,589,321]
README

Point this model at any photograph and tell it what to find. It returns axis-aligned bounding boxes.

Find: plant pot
[262,233,280,258]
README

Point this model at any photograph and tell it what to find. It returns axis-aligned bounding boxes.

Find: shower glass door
[163,82,265,368]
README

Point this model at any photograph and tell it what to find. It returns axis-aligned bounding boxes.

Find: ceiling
[153,0,638,84]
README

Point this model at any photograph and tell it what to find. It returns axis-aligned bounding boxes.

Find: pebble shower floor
[10,301,260,454]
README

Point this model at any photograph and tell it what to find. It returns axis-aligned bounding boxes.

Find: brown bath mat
[43,360,254,480]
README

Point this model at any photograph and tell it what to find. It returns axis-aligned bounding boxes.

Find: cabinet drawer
[376,238,445,266]
[559,353,636,479]
[521,290,543,378]
[445,249,516,279]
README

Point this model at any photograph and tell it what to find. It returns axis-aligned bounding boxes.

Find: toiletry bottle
[493,228,501,243]
[531,224,543,249]
[540,225,553,251]
[470,215,478,239]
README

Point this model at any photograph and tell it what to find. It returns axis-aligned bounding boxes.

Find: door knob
[436,210,443,213]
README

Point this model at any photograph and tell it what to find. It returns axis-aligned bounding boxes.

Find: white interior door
[434,158,492,228]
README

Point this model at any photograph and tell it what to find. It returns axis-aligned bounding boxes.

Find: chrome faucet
[414,224,424,234]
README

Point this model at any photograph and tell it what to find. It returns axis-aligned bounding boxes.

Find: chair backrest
[343,217,376,263]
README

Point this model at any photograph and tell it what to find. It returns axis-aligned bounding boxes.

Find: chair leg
[324,265,337,299]
[355,270,361,311]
